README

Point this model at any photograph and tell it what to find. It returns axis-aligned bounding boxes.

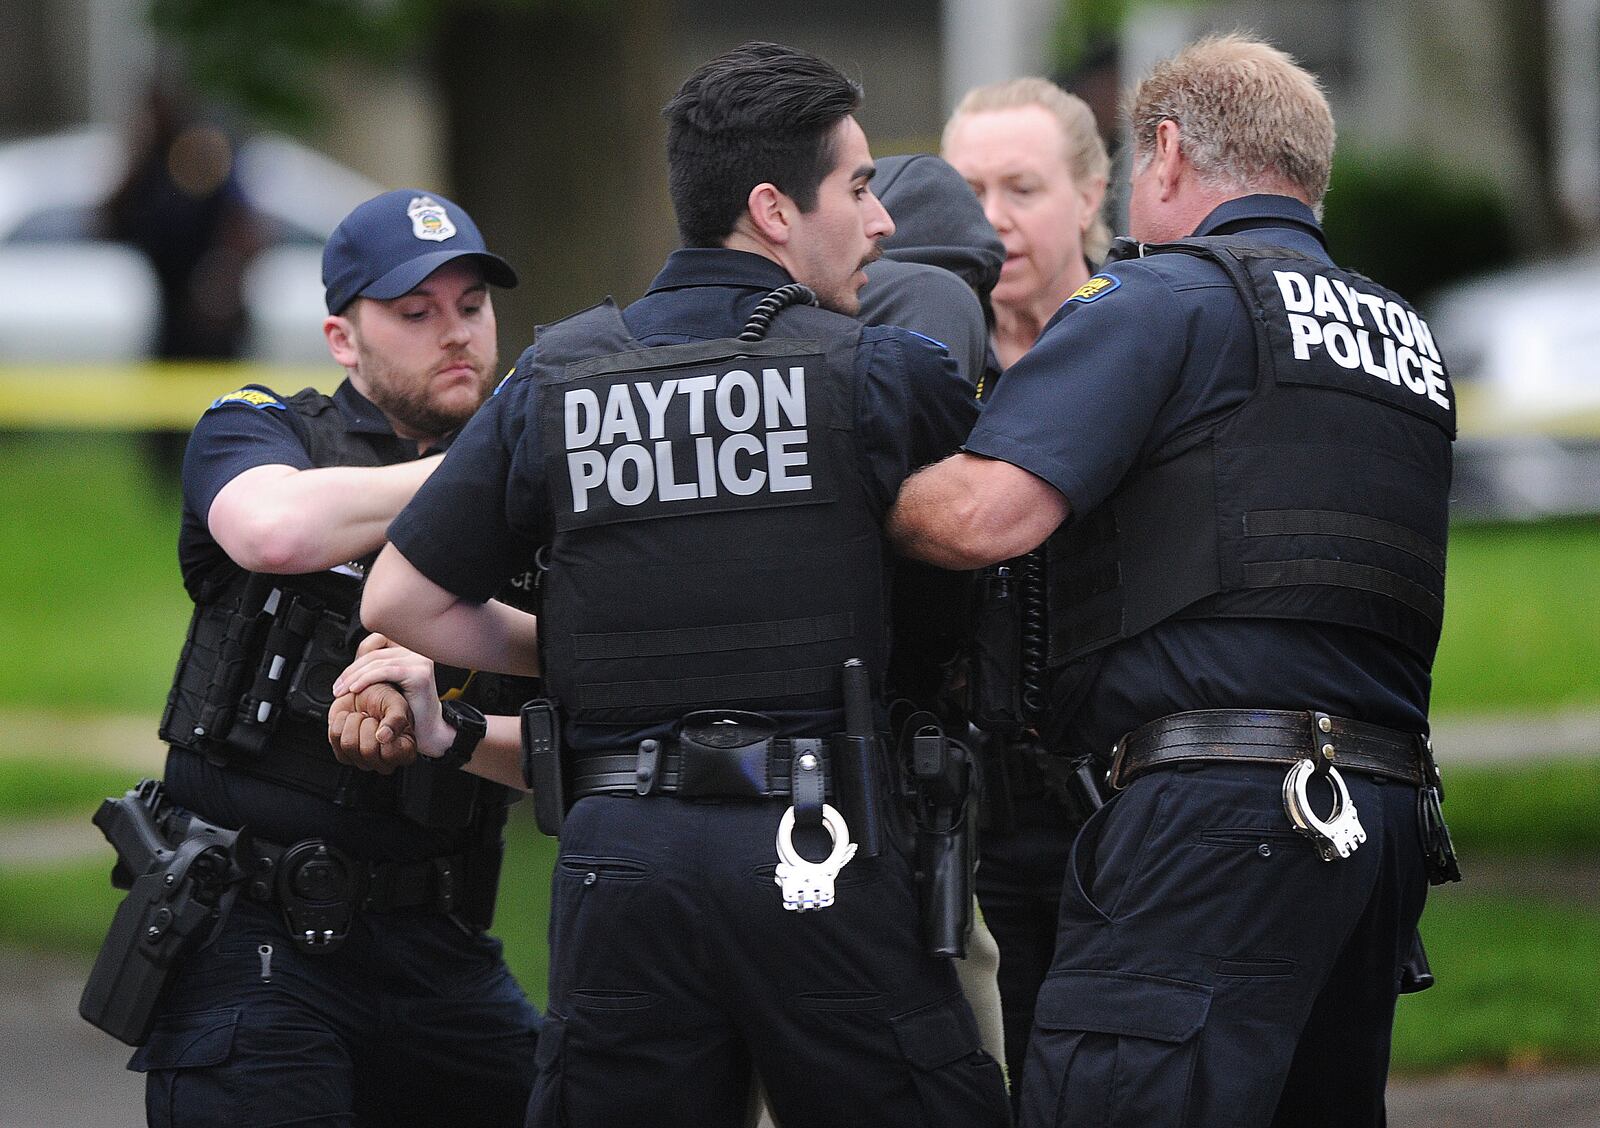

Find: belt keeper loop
[1310,711,1335,777]
[791,739,825,829]
[1107,737,1130,791]
[1416,732,1441,796]
[635,739,661,796]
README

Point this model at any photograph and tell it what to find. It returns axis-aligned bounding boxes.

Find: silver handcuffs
[774,803,857,911]
[1282,758,1367,860]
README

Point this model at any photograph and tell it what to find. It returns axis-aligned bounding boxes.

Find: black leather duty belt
[569,736,833,803]
[242,836,470,918]
[1109,708,1427,791]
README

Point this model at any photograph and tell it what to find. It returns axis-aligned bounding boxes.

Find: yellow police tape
[2,363,1599,439]
[0,363,338,430]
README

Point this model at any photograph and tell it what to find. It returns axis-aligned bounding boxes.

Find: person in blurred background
[101,75,264,479]
[941,77,1110,373]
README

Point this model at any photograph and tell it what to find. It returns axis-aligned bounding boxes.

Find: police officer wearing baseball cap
[98,188,541,1126]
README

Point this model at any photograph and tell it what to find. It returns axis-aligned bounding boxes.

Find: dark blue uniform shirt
[389,247,977,749]
[964,196,1433,759]
[178,380,421,599]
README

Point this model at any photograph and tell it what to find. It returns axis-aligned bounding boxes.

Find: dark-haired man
[359,40,1010,1128]
[109,189,540,1126]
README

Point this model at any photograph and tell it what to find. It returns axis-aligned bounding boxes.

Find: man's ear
[1153,118,1185,202]
[745,182,794,246]
[324,313,359,369]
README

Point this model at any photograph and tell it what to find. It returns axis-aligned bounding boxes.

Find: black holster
[522,698,566,837]
[79,780,243,1046]
[904,717,977,958]
[969,565,1024,734]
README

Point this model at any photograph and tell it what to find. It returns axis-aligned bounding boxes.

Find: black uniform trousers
[527,793,1011,1128]
[976,791,1078,1110]
[130,896,541,1128]
[1019,762,1427,1128]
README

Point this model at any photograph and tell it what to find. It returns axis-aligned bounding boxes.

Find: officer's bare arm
[208,457,443,574]
[887,452,1070,569]
[361,543,542,678]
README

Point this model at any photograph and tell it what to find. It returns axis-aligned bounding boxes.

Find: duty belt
[240,835,472,951]
[1109,708,1427,791]
[569,736,834,802]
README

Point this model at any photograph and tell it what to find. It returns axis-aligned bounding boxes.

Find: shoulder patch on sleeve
[1066,274,1121,304]
[208,387,285,411]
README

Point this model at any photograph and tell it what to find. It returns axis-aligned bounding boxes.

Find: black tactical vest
[528,300,888,748]
[1047,237,1455,666]
[162,385,520,824]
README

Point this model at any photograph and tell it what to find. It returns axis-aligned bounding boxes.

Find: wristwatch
[435,700,487,770]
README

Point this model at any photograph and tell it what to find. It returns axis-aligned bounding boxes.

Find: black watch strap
[436,700,487,770]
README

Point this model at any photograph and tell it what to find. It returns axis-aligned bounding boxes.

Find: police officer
[889,34,1456,1128]
[124,189,540,1126]
[357,41,1011,1128]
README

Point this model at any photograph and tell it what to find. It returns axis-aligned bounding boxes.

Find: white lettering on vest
[1272,269,1449,411]
[564,362,817,513]
[565,389,600,448]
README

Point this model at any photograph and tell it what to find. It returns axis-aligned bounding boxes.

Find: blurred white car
[0,127,380,364]
[1427,253,1600,519]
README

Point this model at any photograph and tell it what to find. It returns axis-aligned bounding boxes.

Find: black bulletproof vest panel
[1048,237,1455,666]
[530,300,887,742]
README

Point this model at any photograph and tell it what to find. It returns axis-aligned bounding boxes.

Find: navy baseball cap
[322,189,518,314]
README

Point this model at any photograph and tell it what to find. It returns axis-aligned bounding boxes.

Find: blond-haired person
[891,34,1455,1127]
[942,77,1110,371]
[940,76,1114,1112]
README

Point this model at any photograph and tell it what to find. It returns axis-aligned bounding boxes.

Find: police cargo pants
[526,794,1011,1128]
[1020,762,1428,1128]
[130,896,541,1128]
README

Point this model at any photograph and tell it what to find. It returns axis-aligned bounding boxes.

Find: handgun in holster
[79,779,244,1046]
[904,714,978,958]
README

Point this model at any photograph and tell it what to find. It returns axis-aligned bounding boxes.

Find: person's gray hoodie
[858,153,1005,388]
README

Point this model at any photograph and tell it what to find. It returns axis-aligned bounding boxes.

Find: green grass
[1393,890,1600,1072]
[1432,519,1600,714]
[0,759,136,819]
[0,433,190,713]
[1441,758,1600,855]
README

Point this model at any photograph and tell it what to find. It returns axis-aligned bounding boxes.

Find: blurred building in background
[3,0,1598,513]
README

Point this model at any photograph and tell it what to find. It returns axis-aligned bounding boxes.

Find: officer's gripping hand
[329,635,451,772]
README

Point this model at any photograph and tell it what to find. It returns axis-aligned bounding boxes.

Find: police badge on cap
[408,196,458,242]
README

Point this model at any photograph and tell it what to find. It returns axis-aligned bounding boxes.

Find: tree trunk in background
[1496,0,1568,250]
[434,1,677,353]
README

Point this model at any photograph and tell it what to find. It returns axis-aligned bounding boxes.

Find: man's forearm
[887,452,1070,569]
[210,457,441,574]
[362,544,541,677]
